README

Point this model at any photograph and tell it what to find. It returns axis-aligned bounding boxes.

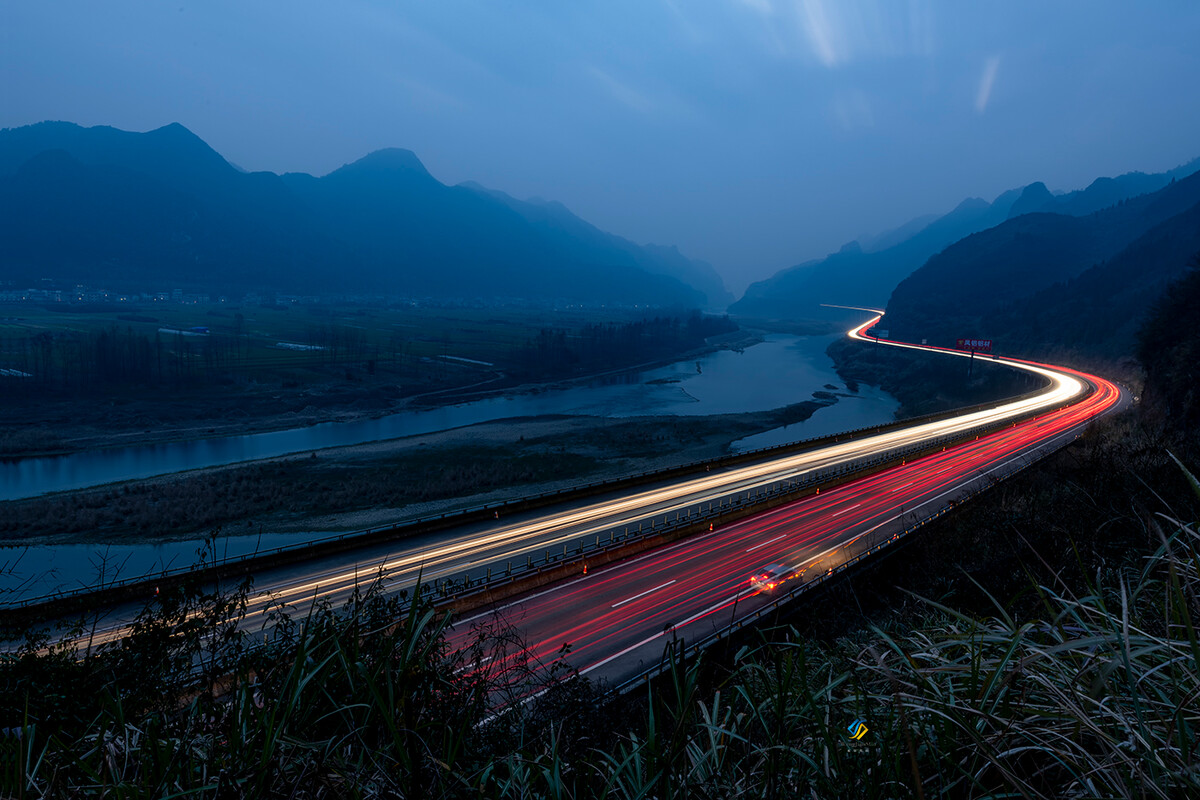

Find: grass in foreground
[2,459,1198,798]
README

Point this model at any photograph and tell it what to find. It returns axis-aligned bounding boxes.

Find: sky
[3,2,1199,295]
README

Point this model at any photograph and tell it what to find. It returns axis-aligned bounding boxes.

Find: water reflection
[3,334,900,501]
[1,333,903,598]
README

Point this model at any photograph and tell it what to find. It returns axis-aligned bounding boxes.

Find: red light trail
[448,313,1125,688]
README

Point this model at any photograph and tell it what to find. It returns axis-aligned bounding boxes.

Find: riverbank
[0,398,829,548]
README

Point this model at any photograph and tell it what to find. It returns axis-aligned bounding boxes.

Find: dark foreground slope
[1139,259,1200,428]
[3,367,1196,798]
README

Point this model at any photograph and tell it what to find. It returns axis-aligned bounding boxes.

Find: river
[1,332,898,600]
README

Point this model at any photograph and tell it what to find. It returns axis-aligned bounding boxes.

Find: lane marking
[796,427,1103,569]
[746,534,786,553]
[453,521,744,626]
[611,580,676,608]
[889,482,914,492]
[831,503,861,517]
[579,589,752,677]
[670,589,753,631]
[453,654,493,674]
[579,631,663,676]
[44,316,1118,655]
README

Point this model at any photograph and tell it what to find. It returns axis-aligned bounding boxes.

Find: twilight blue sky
[3,1,1199,293]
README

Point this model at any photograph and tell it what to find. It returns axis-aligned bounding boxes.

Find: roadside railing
[427,431,963,604]
[606,417,1102,695]
[421,381,1094,610]
[0,372,1074,617]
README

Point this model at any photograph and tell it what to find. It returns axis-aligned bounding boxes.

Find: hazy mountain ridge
[458,181,733,308]
[1010,158,1200,219]
[729,189,1023,321]
[731,159,1200,324]
[0,122,719,306]
[883,167,1200,357]
[0,147,345,293]
[855,213,939,253]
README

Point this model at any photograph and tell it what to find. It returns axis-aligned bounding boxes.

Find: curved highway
[445,314,1125,687]
[36,313,1124,660]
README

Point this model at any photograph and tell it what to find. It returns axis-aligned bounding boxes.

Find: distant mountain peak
[144,121,213,148]
[0,119,234,181]
[0,119,720,307]
[335,147,432,179]
[950,197,990,214]
[1007,181,1055,219]
[150,121,195,137]
[145,122,233,167]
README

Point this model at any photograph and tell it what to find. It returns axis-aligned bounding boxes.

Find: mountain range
[0,121,728,308]
[4,119,1197,359]
[731,159,1200,328]
[883,167,1200,358]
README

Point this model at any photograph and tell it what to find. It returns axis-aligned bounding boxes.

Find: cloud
[975,54,1000,113]
[788,0,936,68]
[590,67,654,114]
[798,0,841,67]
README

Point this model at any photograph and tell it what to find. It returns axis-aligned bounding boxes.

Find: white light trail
[34,308,1098,652]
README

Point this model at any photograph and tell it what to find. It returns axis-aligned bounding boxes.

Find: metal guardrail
[2,373,1058,613]
[606,416,1105,695]
[427,431,971,604]
[420,367,1098,607]
[425,374,1091,608]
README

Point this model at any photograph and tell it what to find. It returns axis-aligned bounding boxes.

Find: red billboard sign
[957,338,992,352]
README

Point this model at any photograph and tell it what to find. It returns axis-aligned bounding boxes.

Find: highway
[25,313,1124,667]
[444,314,1125,688]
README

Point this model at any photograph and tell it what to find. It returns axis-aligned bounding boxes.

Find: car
[749,563,797,592]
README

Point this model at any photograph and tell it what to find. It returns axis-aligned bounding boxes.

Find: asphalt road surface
[444,314,1125,688]
[19,313,1125,679]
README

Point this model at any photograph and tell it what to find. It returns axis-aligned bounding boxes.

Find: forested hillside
[882,169,1200,360]
[730,160,1198,324]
